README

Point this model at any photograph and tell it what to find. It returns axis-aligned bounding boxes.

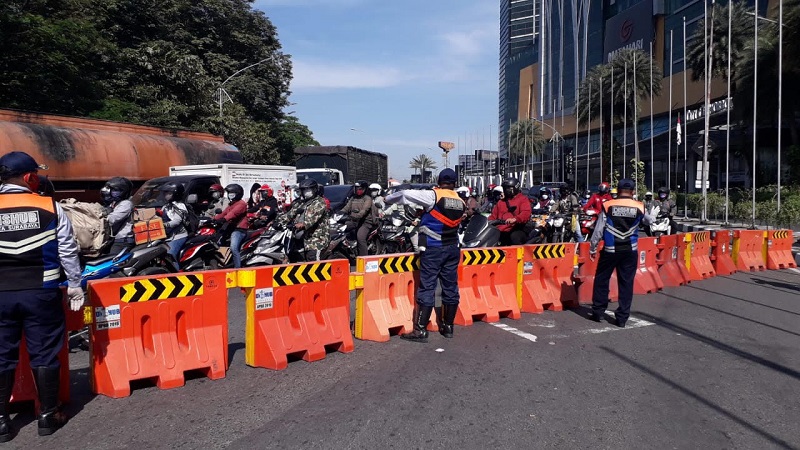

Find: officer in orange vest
[0,151,83,439]
[588,178,653,327]
[385,168,465,342]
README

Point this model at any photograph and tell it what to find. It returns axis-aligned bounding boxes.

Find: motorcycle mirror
[215,208,222,214]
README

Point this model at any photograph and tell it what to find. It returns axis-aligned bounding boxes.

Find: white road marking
[789,268,800,275]
[525,318,556,328]
[579,316,655,335]
[490,323,538,343]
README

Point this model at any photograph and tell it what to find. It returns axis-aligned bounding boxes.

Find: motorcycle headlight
[466,240,481,248]
[391,217,403,227]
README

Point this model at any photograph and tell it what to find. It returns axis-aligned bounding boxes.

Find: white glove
[67,287,85,312]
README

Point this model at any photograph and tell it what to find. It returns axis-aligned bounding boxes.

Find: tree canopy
[0,0,318,164]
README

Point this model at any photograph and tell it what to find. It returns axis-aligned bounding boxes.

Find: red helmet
[259,184,273,196]
[488,184,497,190]
[598,182,610,194]
[209,183,224,193]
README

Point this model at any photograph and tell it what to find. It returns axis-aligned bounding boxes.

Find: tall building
[500,0,773,192]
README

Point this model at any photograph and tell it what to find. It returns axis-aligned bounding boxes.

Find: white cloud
[291,60,409,90]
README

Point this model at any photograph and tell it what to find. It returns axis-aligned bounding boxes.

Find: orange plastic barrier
[574,242,619,304]
[88,271,228,398]
[10,334,69,413]
[711,230,737,276]
[243,260,353,370]
[685,232,716,281]
[520,243,578,313]
[766,230,797,270]
[656,234,691,287]
[353,253,442,342]
[633,237,664,295]
[733,230,767,272]
[456,248,521,326]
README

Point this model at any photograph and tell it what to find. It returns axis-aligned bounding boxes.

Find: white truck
[169,163,297,206]
[296,168,345,186]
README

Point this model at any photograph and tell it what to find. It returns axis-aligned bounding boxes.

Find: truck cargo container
[294,145,388,187]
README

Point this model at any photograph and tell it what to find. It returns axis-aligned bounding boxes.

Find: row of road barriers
[9,229,794,402]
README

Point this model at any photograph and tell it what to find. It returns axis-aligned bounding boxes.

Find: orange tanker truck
[0,109,242,201]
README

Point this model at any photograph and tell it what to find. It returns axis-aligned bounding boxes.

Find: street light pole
[217,57,274,119]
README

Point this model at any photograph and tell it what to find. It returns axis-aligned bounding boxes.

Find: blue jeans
[167,236,187,262]
[417,245,460,307]
[230,229,247,268]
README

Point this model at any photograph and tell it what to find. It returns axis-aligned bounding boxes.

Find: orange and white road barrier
[456,248,521,326]
[766,230,797,270]
[656,234,691,287]
[732,230,767,272]
[633,237,664,295]
[711,230,737,276]
[520,243,578,313]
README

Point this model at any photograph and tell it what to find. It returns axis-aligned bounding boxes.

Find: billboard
[604,0,654,63]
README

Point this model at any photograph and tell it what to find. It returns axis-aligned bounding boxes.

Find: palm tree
[577,49,662,180]
[686,0,752,85]
[508,119,546,161]
[409,154,437,182]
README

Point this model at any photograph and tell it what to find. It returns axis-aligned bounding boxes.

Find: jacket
[0,184,82,290]
[341,195,374,226]
[162,201,188,240]
[214,200,248,230]
[583,193,612,213]
[277,196,330,252]
[590,197,651,254]
[418,189,465,248]
[108,199,134,240]
[489,193,532,233]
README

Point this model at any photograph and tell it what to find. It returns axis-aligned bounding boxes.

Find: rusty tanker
[0,109,242,200]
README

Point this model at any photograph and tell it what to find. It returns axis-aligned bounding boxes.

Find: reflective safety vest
[0,192,62,290]
[419,189,465,248]
[601,198,645,253]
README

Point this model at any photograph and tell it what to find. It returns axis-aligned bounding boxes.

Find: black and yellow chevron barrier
[462,249,505,265]
[530,244,566,259]
[694,232,709,242]
[273,262,332,287]
[773,230,790,240]
[120,274,204,303]
[379,255,419,274]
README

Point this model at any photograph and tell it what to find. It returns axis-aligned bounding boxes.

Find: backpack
[59,199,112,258]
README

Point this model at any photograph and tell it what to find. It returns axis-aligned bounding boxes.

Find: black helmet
[658,187,669,199]
[298,178,319,200]
[501,178,519,197]
[224,183,244,202]
[160,182,185,201]
[539,187,552,199]
[354,180,368,196]
[103,177,133,201]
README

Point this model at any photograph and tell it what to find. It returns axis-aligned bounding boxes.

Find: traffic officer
[588,178,653,327]
[385,168,465,342]
[0,151,83,439]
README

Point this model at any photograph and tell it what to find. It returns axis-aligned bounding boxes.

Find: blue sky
[255,0,500,182]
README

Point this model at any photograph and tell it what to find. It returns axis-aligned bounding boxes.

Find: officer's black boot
[440,304,458,338]
[434,306,443,331]
[33,367,68,436]
[401,305,433,343]
[0,370,15,442]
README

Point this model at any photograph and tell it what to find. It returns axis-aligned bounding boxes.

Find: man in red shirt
[583,182,612,213]
[489,178,531,245]
[213,184,248,267]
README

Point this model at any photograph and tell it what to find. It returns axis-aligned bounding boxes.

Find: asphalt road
[5,268,800,449]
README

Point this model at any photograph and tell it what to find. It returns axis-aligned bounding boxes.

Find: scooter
[461,214,502,248]
[579,209,599,238]
[178,218,228,271]
[547,212,572,243]
[241,224,295,267]
[377,210,416,254]
[525,213,550,244]
[649,206,672,237]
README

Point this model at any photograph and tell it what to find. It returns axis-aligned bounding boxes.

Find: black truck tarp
[295,145,388,186]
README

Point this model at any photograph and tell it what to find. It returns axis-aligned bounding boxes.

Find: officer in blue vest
[588,178,653,327]
[0,151,83,439]
[385,169,466,342]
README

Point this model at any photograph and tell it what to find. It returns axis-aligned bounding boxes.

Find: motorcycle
[377,210,416,254]
[525,213,550,244]
[178,217,230,271]
[461,214,502,248]
[327,213,380,264]
[649,206,672,237]
[64,248,133,290]
[241,223,296,267]
[579,209,599,238]
[547,212,572,243]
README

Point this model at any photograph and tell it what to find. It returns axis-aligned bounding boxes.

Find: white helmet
[369,183,382,191]
[455,186,470,195]
[645,191,653,198]
[493,186,503,193]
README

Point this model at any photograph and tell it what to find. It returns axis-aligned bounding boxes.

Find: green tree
[508,119,546,161]
[409,154,437,182]
[686,1,752,85]
[270,116,320,164]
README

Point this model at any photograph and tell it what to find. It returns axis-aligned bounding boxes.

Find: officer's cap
[0,151,48,176]
[437,168,457,184]
[618,178,635,190]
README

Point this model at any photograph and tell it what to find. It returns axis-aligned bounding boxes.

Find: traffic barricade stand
[456,248,521,326]
[520,244,578,313]
[352,253,440,342]
[10,333,69,413]
[710,230,738,276]
[574,242,618,304]
[656,234,691,287]
[732,230,767,272]
[766,230,797,270]
[88,270,229,398]
[684,232,716,281]
[241,260,354,370]
[633,237,664,295]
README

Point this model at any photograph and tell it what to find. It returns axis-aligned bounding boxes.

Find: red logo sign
[620,19,633,43]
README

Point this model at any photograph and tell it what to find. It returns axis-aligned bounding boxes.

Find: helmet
[209,183,224,194]
[645,191,653,199]
[224,183,244,202]
[354,180,368,196]
[658,187,669,199]
[488,184,497,191]
[160,182,185,201]
[103,177,133,201]
[583,190,591,199]
[299,178,319,200]
[610,188,618,197]
[455,186,470,199]
[539,187,552,200]
[368,183,382,198]
[598,182,610,194]
[501,178,519,198]
[259,184,273,197]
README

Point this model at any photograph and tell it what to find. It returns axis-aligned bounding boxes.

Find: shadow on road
[751,277,799,292]
[599,346,796,449]
[684,284,800,317]
[635,311,800,382]
[228,342,245,366]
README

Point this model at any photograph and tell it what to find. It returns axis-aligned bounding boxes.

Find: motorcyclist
[532,187,557,215]
[102,177,135,255]
[559,186,583,241]
[583,182,612,213]
[580,190,591,207]
[480,184,499,213]
[202,183,226,217]
[643,191,656,212]
[489,178,531,245]
[247,184,279,228]
[159,182,189,261]
[276,178,329,262]
[340,180,375,256]
[213,184,248,268]
[456,186,479,224]
[369,183,385,210]
[656,187,678,234]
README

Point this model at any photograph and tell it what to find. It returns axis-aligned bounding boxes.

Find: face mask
[541,195,549,200]
[659,194,667,200]
[212,192,221,200]
[227,193,237,201]
[302,189,314,200]
[24,172,40,193]
[370,192,378,198]
[164,193,174,203]
[356,189,365,197]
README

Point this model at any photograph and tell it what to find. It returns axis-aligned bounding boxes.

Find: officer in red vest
[385,168,466,342]
[0,151,83,439]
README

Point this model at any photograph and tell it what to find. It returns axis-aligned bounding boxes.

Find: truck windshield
[297,171,339,186]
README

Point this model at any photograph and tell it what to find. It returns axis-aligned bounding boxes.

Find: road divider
[683,232,716,281]
[711,230,737,276]
[656,234,691,286]
[633,237,664,295]
[732,230,767,272]
[456,248,521,326]
[766,230,797,270]
[520,243,578,313]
